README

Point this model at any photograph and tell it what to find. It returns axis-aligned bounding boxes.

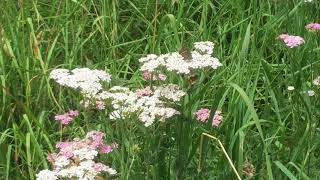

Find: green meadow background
[0,0,320,179]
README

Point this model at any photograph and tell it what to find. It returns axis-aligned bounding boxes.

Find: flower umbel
[195,108,223,127]
[36,131,117,180]
[139,41,222,75]
[212,111,223,127]
[49,68,111,98]
[278,34,305,48]
[54,110,79,125]
[36,169,58,180]
[313,76,320,86]
[287,86,295,91]
[306,23,320,31]
[195,108,210,122]
[95,84,184,127]
[307,90,315,97]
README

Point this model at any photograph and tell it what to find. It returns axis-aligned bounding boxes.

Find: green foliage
[0,0,320,179]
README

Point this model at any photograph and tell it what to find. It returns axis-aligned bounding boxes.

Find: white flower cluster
[194,41,214,55]
[95,84,185,126]
[307,90,315,96]
[56,160,116,180]
[313,76,320,86]
[153,84,186,102]
[287,86,295,91]
[36,170,58,180]
[36,131,117,180]
[139,41,222,74]
[49,68,111,98]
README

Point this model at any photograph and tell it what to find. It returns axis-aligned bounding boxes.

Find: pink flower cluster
[36,131,117,180]
[278,22,320,48]
[135,86,152,97]
[212,111,223,127]
[278,34,305,48]
[54,131,117,157]
[195,108,223,127]
[54,110,79,125]
[195,108,210,122]
[143,71,167,81]
[306,23,320,31]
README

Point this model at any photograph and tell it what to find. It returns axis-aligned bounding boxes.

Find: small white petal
[287,86,295,91]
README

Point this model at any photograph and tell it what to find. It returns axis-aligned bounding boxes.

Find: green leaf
[274,161,297,180]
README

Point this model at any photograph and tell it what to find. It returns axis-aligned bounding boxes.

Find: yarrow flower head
[100,143,118,154]
[142,71,152,80]
[306,23,320,31]
[36,169,58,180]
[313,76,320,86]
[194,41,214,55]
[212,111,223,127]
[158,74,167,81]
[195,108,223,127]
[67,110,79,117]
[36,131,117,180]
[195,108,210,122]
[153,84,186,102]
[135,87,152,97]
[287,86,295,91]
[278,34,305,48]
[307,90,315,97]
[94,84,185,127]
[142,71,167,81]
[49,68,111,98]
[54,110,79,125]
[138,41,222,75]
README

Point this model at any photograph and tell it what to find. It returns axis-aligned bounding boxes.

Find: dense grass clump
[0,0,320,179]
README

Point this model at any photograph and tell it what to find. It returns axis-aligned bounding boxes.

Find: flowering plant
[36,131,117,180]
[278,34,305,48]
[139,41,222,75]
[49,68,111,98]
[306,23,320,31]
[54,110,79,125]
[45,41,223,180]
[195,108,223,127]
